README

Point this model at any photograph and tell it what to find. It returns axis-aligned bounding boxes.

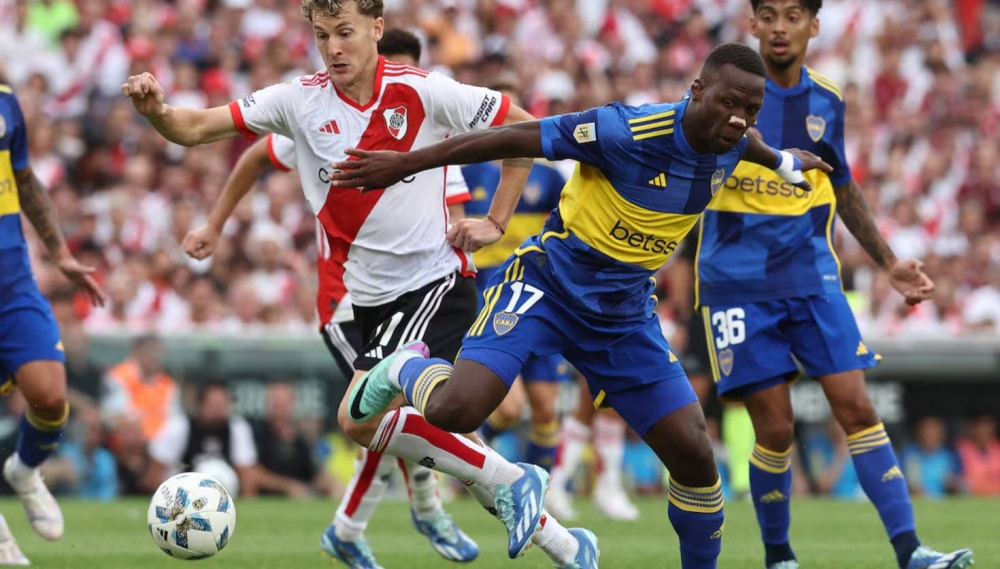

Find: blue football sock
[846,423,919,568]
[526,420,559,472]
[668,478,725,569]
[17,404,68,467]
[399,358,453,415]
[749,444,796,565]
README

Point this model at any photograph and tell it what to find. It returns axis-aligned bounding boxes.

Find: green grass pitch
[3,496,995,568]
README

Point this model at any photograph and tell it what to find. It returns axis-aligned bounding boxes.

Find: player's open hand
[328,148,414,192]
[447,218,503,253]
[121,72,166,117]
[183,224,221,260]
[889,258,935,305]
[56,255,106,307]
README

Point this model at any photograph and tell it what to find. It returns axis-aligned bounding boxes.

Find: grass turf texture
[1,496,994,568]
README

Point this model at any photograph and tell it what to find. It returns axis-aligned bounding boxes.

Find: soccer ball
[148,472,237,560]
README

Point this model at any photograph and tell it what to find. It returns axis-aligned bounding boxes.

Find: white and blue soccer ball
[148,472,237,560]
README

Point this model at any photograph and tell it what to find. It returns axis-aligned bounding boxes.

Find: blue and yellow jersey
[0,86,33,293]
[528,99,748,322]
[462,161,564,287]
[695,67,851,307]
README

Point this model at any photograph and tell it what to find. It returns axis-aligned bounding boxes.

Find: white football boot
[3,456,63,541]
[0,515,30,566]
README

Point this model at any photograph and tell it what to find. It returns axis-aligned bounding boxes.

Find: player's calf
[6,361,68,541]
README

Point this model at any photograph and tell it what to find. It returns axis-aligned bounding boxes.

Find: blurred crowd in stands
[0,0,998,501]
[0,0,998,337]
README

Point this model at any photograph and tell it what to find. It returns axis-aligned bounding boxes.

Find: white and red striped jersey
[266,132,472,328]
[229,57,509,306]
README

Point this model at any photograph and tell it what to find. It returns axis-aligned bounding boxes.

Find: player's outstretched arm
[834,179,934,304]
[743,134,832,192]
[183,137,273,260]
[14,165,106,307]
[122,72,237,147]
[329,120,544,191]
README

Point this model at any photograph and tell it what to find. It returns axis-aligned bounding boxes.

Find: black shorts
[320,320,364,379]
[352,272,478,371]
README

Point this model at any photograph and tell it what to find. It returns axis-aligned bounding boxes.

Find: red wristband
[487,215,506,235]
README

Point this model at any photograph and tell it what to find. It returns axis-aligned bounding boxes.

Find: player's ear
[690,78,703,101]
[809,16,819,39]
[373,16,384,41]
[749,14,760,38]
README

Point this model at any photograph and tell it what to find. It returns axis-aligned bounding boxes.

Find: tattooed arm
[14,165,69,260]
[14,165,105,306]
[833,179,895,270]
[834,179,933,304]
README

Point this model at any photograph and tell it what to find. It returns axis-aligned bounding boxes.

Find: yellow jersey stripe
[701,307,721,382]
[630,119,675,132]
[628,109,675,124]
[0,84,12,94]
[806,69,843,100]
[633,128,674,141]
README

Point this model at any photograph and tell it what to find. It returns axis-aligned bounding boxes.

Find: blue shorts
[461,250,696,436]
[476,267,570,384]
[701,293,880,399]
[0,289,64,383]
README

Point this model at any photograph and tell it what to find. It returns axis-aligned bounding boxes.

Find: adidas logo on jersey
[760,490,787,504]
[648,173,667,187]
[856,341,869,356]
[318,120,340,134]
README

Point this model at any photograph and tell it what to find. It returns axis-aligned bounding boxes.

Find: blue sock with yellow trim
[399,358,453,415]
[17,404,69,467]
[479,414,506,445]
[749,444,795,566]
[668,478,725,569]
[847,423,919,569]
[526,420,560,472]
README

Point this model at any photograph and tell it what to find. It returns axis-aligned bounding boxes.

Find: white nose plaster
[729,115,747,127]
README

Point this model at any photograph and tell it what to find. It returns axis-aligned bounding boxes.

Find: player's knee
[833,396,880,435]
[755,419,795,452]
[337,406,377,447]
[24,388,67,420]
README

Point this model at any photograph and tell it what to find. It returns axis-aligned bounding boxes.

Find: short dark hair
[702,43,767,80]
[750,0,822,16]
[301,0,383,21]
[378,28,421,62]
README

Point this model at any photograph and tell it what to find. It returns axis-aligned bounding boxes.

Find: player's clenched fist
[121,72,165,117]
[447,218,503,253]
[182,224,222,260]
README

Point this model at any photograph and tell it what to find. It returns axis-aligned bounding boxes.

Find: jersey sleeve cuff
[228,100,259,141]
[538,117,557,160]
[446,192,472,205]
[266,134,291,171]
[489,94,511,127]
[829,171,852,187]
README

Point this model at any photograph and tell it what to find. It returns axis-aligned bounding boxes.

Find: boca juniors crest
[806,115,826,142]
[383,106,408,140]
[718,348,734,377]
[710,169,725,196]
[493,312,519,335]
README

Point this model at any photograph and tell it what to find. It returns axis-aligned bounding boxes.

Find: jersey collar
[765,65,811,99]
[334,56,386,113]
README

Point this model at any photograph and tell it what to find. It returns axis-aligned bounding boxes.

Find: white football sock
[398,458,441,518]
[371,406,523,490]
[333,448,395,541]
[550,416,591,491]
[594,414,626,489]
